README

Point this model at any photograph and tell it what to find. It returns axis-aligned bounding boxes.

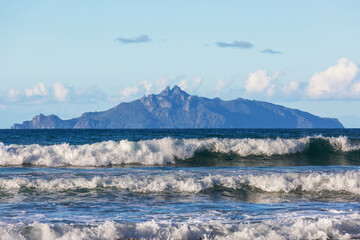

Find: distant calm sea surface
[0,129,360,239]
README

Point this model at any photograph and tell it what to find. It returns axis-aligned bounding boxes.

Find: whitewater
[0,135,359,167]
[0,129,360,240]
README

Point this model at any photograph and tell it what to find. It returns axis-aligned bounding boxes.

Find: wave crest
[1,170,360,194]
[0,136,358,167]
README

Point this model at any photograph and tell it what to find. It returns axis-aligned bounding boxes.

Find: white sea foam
[0,136,357,167]
[328,136,360,151]
[0,213,360,240]
[1,170,360,194]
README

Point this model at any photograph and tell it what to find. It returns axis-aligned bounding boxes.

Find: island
[11,85,344,129]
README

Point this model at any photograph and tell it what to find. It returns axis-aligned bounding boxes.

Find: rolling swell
[0,136,359,167]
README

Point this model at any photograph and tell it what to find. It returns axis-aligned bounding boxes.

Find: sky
[0,0,360,128]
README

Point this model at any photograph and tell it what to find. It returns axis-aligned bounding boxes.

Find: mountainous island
[11,86,344,129]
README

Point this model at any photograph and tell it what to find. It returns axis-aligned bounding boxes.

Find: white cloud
[245,70,274,93]
[53,82,69,102]
[288,81,299,91]
[243,59,360,100]
[156,77,169,91]
[121,86,139,97]
[353,82,360,94]
[139,80,152,94]
[281,81,299,95]
[244,70,297,98]
[0,104,5,110]
[178,79,188,90]
[266,84,275,96]
[243,70,302,99]
[306,58,359,99]
[177,76,202,92]
[109,85,140,102]
[213,79,227,92]
[25,82,48,97]
[72,86,107,103]
[192,76,202,89]
[3,82,107,105]
[7,89,22,102]
[6,83,51,103]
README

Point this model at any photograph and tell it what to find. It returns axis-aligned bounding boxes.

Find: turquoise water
[0,129,360,239]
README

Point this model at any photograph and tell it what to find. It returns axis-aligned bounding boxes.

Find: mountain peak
[171,85,181,93]
[159,85,188,97]
[171,85,189,96]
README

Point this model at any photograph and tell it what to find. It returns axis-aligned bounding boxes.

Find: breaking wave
[1,170,360,194]
[1,213,360,240]
[0,136,358,167]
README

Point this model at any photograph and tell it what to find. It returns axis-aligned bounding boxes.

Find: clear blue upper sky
[0,0,359,128]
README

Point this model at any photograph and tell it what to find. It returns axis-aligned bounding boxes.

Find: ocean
[0,129,360,239]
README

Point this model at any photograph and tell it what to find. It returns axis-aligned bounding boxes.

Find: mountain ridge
[11,86,344,129]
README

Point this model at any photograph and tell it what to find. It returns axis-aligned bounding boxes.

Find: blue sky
[1,1,360,128]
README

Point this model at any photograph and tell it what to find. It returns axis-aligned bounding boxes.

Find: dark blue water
[0,129,360,239]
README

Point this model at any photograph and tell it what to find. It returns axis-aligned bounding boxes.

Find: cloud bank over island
[242,58,359,101]
[1,58,359,107]
[3,83,107,104]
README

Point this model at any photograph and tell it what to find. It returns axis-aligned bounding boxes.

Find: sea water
[0,129,359,239]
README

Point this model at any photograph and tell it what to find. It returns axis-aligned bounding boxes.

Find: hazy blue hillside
[11,86,344,129]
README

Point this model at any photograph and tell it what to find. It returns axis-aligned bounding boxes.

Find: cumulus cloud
[193,76,202,88]
[115,34,151,44]
[156,77,169,92]
[213,79,228,92]
[3,82,107,104]
[25,82,48,97]
[216,40,253,49]
[139,80,152,94]
[178,79,188,90]
[281,81,299,94]
[353,82,360,93]
[71,86,107,103]
[306,58,360,99]
[261,49,282,55]
[243,59,360,100]
[246,70,275,93]
[6,83,50,103]
[110,81,153,102]
[121,86,139,97]
[244,69,299,98]
[7,89,22,102]
[177,76,202,91]
[53,82,69,102]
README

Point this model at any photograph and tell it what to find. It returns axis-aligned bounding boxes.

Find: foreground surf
[1,213,360,240]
